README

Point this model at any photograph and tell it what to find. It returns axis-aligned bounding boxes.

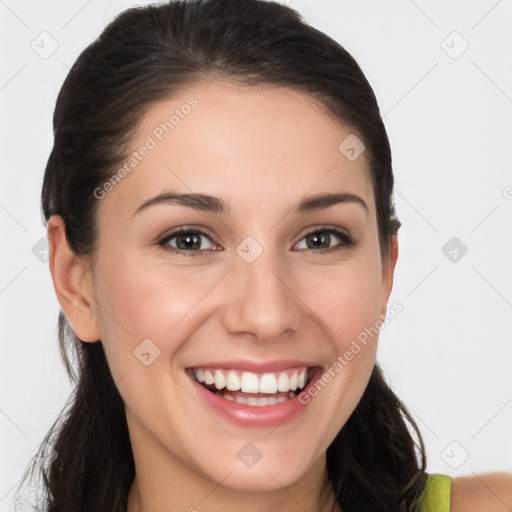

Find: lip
[186,364,323,428]
[186,358,318,373]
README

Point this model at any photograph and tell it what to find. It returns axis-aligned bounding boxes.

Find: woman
[16,0,512,510]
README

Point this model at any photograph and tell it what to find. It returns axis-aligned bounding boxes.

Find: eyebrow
[132,190,368,217]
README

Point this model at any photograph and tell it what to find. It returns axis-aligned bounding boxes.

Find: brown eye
[295,228,354,252]
[159,229,216,256]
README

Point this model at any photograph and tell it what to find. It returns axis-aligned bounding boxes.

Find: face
[49,79,397,499]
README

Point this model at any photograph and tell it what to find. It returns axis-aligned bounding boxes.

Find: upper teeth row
[192,367,309,394]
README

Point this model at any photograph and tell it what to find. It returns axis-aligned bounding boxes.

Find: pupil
[308,233,329,249]
[177,232,200,250]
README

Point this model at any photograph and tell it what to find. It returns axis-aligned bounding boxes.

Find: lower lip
[187,368,321,428]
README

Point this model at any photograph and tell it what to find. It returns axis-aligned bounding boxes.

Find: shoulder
[450,472,512,512]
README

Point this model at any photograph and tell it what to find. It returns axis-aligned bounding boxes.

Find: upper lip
[186,359,321,373]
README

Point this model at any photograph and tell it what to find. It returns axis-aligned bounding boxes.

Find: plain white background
[1,0,511,509]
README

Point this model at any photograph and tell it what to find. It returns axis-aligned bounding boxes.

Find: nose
[221,251,303,342]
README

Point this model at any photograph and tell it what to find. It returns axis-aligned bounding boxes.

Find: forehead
[99,79,374,220]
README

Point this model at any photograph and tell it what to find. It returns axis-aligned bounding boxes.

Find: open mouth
[186,366,319,406]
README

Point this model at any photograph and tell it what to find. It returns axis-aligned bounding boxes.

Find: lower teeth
[222,392,297,406]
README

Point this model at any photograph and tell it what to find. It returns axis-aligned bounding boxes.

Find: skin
[451,472,512,512]
[47,78,399,511]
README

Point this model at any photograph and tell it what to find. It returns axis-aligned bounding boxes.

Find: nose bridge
[222,242,302,340]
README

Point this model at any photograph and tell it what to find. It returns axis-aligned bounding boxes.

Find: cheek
[93,254,219,362]
[303,265,382,424]
[303,261,383,353]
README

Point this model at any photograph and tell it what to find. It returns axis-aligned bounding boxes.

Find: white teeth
[259,373,278,394]
[277,372,290,392]
[191,367,312,394]
[226,370,241,391]
[204,370,214,385]
[297,370,306,389]
[240,372,260,393]
[214,370,226,390]
[289,372,298,391]
[228,391,296,406]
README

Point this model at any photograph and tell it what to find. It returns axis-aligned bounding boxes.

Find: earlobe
[47,215,101,343]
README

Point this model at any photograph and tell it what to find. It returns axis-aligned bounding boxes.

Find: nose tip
[221,258,302,341]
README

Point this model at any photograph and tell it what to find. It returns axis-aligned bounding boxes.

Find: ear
[46,215,101,343]
[379,234,399,318]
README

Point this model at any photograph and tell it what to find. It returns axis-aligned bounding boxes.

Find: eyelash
[157,225,355,257]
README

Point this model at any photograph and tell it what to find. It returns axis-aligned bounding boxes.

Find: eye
[158,228,218,256]
[158,225,355,257]
[294,227,354,252]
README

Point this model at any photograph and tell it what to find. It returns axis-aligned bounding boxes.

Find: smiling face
[49,78,398,507]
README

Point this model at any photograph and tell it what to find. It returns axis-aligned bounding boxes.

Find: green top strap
[417,473,452,512]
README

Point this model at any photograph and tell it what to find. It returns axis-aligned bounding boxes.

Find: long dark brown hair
[16,0,428,510]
